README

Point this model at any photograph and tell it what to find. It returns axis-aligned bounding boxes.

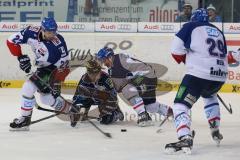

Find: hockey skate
[9,116,32,131]
[211,128,223,146]
[137,111,153,127]
[116,108,124,121]
[165,131,195,155]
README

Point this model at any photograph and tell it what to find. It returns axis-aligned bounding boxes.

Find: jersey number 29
[206,38,226,58]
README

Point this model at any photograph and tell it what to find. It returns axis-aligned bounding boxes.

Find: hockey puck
[121,129,127,132]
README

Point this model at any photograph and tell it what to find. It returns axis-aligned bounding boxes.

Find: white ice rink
[0,89,239,160]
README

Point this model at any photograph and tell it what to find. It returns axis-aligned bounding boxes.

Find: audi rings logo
[71,24,86,30]
[20,23,33,30]
[160,24,174,31]
[117,24,132,30]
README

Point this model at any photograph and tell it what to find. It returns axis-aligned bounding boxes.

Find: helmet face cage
[41,17,58,33]
[96,47,114,61]
[190,8,209,22]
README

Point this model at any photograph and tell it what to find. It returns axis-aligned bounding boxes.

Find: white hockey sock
[173,103,191,138]
[133,101,145,115]
[203,96,220,129]
[145,101,169,116]
[20,96,35,117]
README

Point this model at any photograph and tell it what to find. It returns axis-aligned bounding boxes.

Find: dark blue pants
[174,74,224,108]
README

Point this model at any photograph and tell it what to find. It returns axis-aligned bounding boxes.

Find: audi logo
[20,24,33,29]
[160,25,174,31]
[71,24,86,30]
[117,24,132,30]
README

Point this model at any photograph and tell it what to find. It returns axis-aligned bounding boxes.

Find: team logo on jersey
[210,67,228,77]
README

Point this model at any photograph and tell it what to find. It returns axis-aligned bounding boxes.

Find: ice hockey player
[70,59,124,127]
[165,8,228,154]
[96,47,172,127]
[228,48,240,63]
[7,17,70,130]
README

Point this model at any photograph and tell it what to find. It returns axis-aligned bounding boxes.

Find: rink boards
[0,32,239,93]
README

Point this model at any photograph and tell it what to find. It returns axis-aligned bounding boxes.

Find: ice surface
[0,89,239,160]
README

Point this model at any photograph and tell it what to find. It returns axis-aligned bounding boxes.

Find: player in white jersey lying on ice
[165,8,228,154]
[97,47,172,127]
[70,59,124,127]
[6,17,70,131]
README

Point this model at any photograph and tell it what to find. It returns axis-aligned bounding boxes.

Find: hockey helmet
[190,8,209,22]
[41,17,58,32]
[96,47,114,61]
[85,59,102,74]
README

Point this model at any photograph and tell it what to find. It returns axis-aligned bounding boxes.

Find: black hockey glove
[18,55,31,73]
[100,109,123,125]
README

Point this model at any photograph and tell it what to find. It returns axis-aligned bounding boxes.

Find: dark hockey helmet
[85,59,102,74]
[41,17,58,33]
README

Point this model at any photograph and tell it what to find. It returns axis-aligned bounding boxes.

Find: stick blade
[105,132,112,138]
[229,104,233,114]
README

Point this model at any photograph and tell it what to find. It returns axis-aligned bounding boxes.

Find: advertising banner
[95,22,137,32]
[224,23,240,34]
[1,32,239,85]
[138,22,180,33]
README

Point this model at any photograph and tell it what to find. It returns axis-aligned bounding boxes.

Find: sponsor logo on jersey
[206,27,220,37]
[184,94,197,106]
[210,67,228,77]
[51,37,61,46]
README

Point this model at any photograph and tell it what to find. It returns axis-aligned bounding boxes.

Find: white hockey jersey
[7,26,69,68]
[171,22,228,82]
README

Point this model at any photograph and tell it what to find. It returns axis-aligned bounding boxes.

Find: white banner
[138,22,180,33]
[95,22,137,32]
[224,23,240,34]
[57,22,94,32]
[0,22,94,32]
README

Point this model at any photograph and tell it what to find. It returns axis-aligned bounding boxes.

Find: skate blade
[182,147,192,155]
[138,121,154,127]
[156,128,162,133]
[164,148,177,154]
[213,138,221,147]
[9,126,30,131]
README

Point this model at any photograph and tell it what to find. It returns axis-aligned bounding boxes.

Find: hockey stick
[30,71,112,138]
[30,112,61,125]
[86,119,112,138]
[156,116,169,133]
[35,103,100,120]
[217,94,233,114]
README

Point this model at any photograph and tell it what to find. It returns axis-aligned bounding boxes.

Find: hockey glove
[18,55,31,73]
[100,110,119,125]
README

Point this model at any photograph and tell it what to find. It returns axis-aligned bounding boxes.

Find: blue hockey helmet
[41,17,58,32]
[190,8,209,22]
[97,47,114,60]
